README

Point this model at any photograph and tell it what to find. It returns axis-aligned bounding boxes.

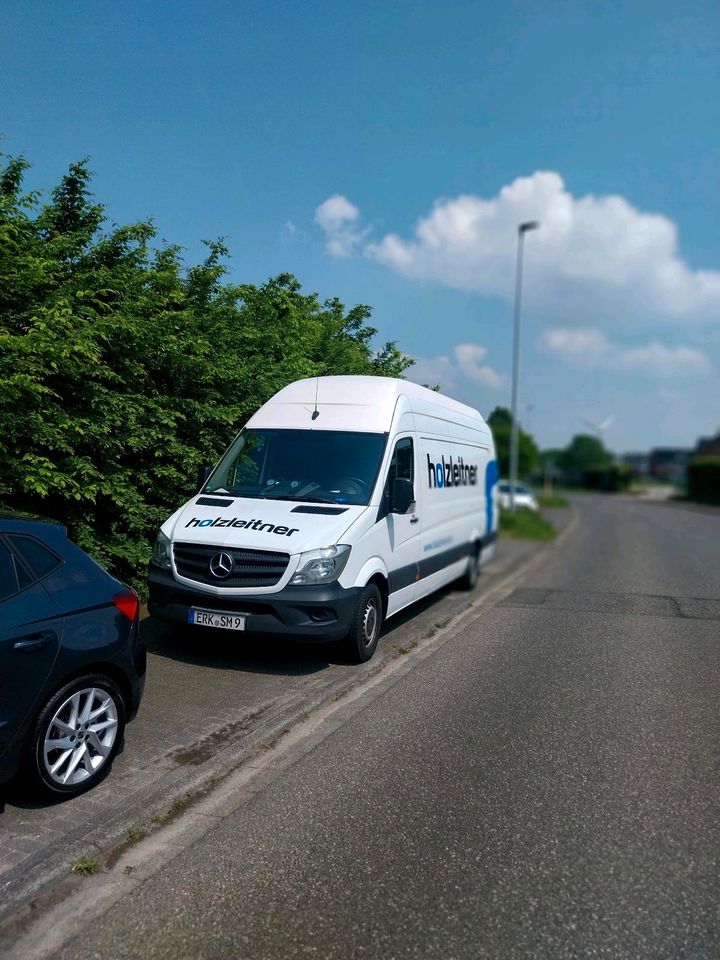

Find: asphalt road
[0,531,540,911]
[15,497,720,958]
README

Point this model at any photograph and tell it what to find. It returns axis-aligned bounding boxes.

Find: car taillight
[113,590,139,621]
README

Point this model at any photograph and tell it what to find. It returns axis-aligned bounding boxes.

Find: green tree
[558,434,614,473]
[0,156,413,589]
[487,406,539,478]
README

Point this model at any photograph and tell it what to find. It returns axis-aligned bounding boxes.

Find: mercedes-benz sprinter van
[148,376,499,661]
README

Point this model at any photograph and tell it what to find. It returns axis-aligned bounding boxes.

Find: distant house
[694,431,720,458]
[648,448,692,485]
[622,452,650,477]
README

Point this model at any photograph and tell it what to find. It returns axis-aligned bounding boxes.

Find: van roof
[247,376,485,433]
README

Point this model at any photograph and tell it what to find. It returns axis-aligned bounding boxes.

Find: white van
[149,376,499,661]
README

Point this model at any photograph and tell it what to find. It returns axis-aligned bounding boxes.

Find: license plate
[188,608,247,630]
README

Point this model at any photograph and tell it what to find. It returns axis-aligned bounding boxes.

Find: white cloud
[281,218,308,243]
[539,326,712,378]
[314,194,367,258]
[408,354,455,391]
[538,327,609,363]
[619,343,712,377]
[453,343,505,387]
[316,173,720,323]
[315,194,358,231]
[407,342,506,395]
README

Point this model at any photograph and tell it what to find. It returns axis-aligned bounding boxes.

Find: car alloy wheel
[30,675,126,797]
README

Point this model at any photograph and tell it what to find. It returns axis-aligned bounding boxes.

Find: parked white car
[497,481,538,511]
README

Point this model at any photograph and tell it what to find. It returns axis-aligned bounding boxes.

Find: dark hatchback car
[0,515,146,797]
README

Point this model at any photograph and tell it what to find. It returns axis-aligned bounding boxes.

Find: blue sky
[2,0,719,451]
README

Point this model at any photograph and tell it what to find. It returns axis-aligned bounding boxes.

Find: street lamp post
[509,220,540,511]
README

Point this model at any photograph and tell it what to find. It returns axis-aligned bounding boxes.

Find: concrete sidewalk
[0,508,573,921]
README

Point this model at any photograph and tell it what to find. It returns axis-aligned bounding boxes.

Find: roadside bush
[499,507,556,541]
[581,465,631,492]
[0,156,413,591]
[686,457,720,505]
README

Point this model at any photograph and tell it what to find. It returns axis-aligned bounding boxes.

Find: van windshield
[204,429,388,506]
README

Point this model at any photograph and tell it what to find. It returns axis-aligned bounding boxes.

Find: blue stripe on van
[485,459,499,534]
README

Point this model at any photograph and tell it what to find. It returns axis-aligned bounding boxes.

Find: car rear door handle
[410,515,419,524]
[13,630,56,652]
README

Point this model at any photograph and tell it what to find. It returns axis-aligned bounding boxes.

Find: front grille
[173,542,290,588]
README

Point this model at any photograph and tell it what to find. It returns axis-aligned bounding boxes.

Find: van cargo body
[148,376,499,661]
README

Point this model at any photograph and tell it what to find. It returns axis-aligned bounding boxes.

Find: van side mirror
[196,464,213,493]
[391,477,415,515]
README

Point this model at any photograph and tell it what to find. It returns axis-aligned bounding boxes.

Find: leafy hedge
[687,457,720,505]
[581,465,631,492]
[0,156,412,591]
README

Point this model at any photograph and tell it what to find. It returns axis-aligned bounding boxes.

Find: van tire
[344,584,383,663]
[458,544,481,591]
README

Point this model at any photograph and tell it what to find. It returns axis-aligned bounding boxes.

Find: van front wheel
[344,584,383,663]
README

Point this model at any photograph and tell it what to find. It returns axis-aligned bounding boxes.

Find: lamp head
[519,220,540,233]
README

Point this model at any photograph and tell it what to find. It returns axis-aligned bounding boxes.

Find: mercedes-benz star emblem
[209,552,233,579]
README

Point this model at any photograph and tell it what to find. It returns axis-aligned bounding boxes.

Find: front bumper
[148,567,360,642]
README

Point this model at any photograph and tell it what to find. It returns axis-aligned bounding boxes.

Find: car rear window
[8,535,62,580]
[0,543,18,601]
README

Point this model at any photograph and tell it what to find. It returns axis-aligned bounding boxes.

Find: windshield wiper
[263,494,339,504]
[205,491,269,500]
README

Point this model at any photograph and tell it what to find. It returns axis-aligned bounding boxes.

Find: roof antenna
[311,376,320,420]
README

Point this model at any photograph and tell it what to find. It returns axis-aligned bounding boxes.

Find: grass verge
[499,507,556,541]
[537,494,570,509]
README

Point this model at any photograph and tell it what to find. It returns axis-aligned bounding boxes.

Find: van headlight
[152,530,172,569]
[290,544,351,585]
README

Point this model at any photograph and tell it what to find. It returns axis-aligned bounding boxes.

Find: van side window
[390,438,414,484]
[379,437,414,519]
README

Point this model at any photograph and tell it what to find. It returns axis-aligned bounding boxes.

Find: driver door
[0,540,63,765]
[380,436,420,615]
